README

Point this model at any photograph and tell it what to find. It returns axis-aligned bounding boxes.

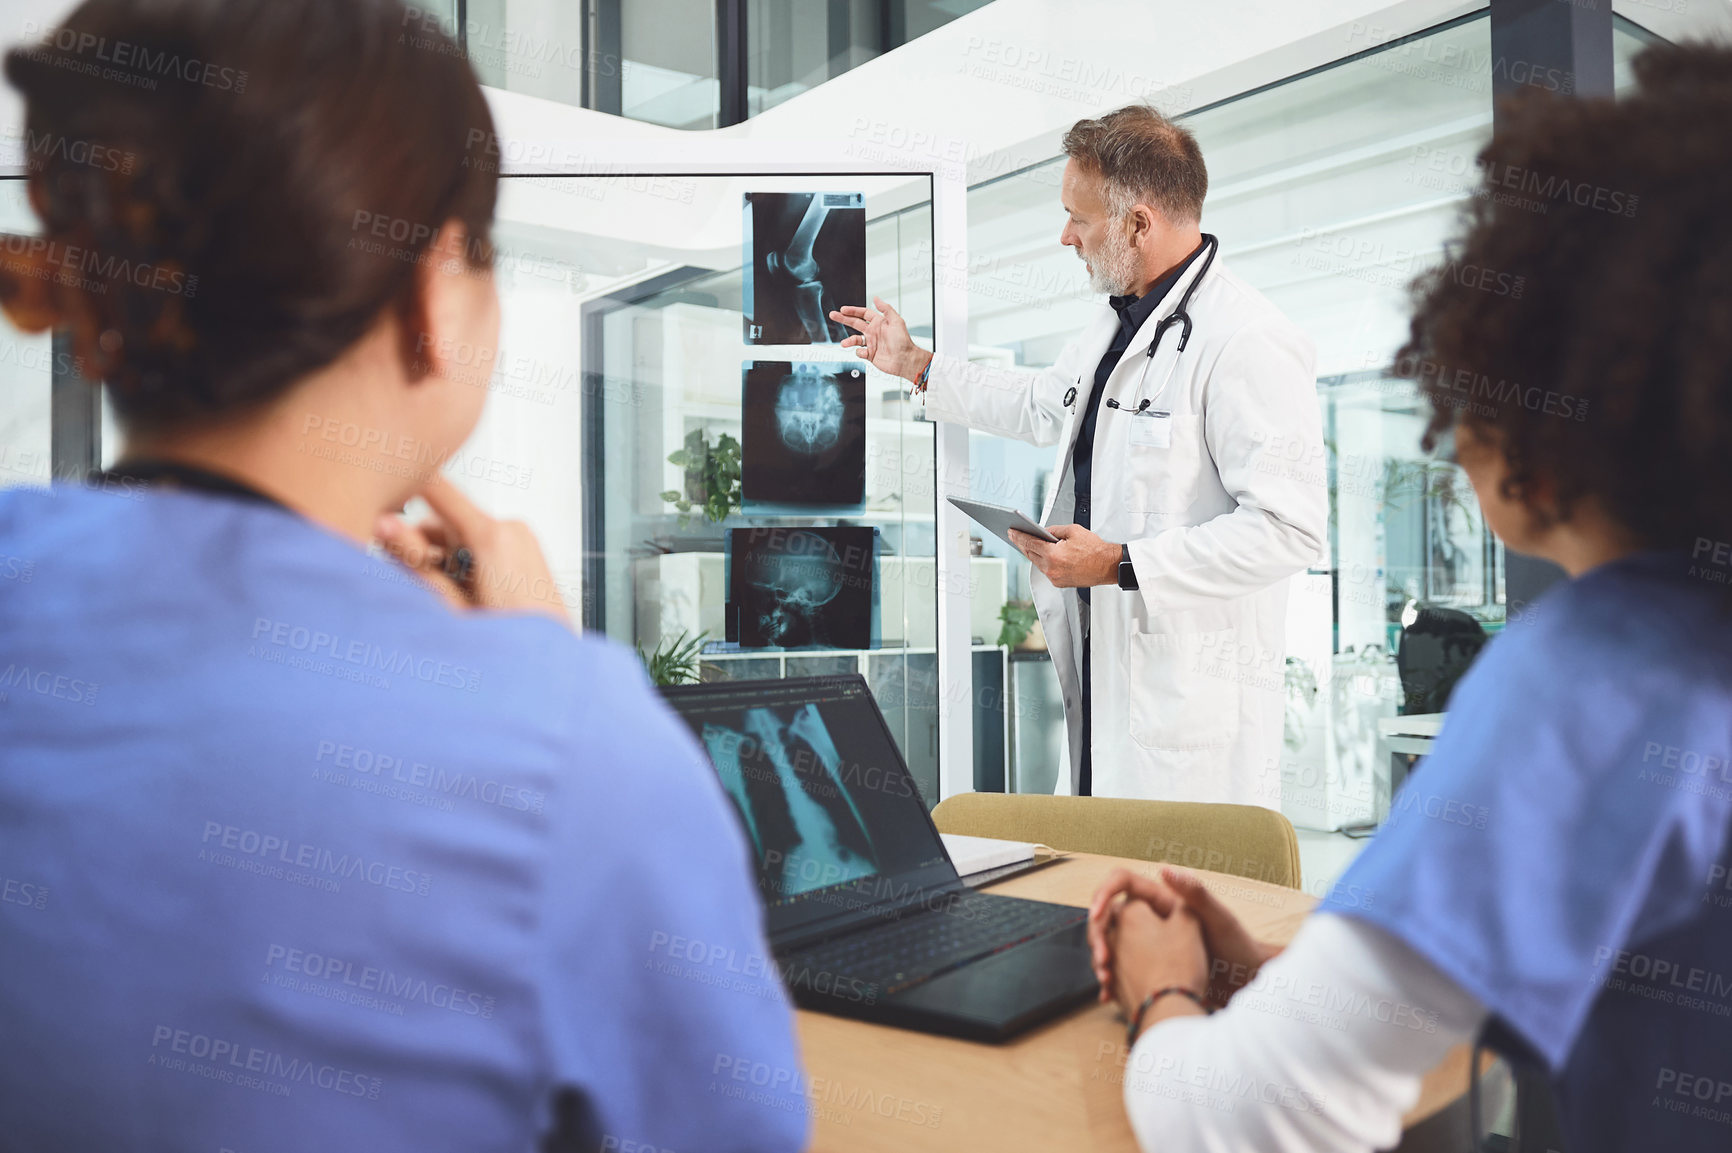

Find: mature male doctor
[832,105,1325,807]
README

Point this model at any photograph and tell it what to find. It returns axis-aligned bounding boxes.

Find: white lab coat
[922,254,1326,806]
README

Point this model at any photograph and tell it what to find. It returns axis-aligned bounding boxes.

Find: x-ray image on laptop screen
[701,703,878,899]
[662,678,955,936]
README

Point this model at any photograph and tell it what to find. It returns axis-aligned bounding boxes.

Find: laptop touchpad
[893,922,1097,1022]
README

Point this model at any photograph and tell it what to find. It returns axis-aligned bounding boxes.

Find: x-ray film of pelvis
[728,526,876,650]
[742,192,866,345]
[742,361,866,508]
[700,704,879,900]
[778,370,843,451]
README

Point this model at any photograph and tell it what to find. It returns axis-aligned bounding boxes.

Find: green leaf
[662,427,742,523]
[639,629,710,687]
[996,600,1038,649]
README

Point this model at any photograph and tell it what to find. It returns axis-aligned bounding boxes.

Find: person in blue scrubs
[1087,40,1732,1153]
[0,2,805,1151]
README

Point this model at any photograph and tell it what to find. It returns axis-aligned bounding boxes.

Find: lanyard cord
[93,460,291,512]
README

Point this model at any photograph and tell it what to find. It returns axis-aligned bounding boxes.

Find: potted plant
[638,629,707,688]
[996,600,1044,651]
[660,428,742,526]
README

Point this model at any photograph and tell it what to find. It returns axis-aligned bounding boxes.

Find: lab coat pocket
[1123,626,1241,750]
[1126,415,1201,514]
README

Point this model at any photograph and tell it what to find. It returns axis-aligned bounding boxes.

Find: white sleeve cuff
[1121,913,1486,1153]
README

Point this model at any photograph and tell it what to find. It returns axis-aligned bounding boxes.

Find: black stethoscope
[1062,233,1219,418]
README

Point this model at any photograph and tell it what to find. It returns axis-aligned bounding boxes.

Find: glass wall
[619,2,719,129]
[463,0,715,125]
[748,0,881,118]
[959,14,1653,827]
[746,0,995,118]
[464,170,952,803]
[0,175,51,492]
[0,10,1662,812]
[463,0,994,127]
[464,0,590,111]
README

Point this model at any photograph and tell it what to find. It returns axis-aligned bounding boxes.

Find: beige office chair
[929,793,1302,889]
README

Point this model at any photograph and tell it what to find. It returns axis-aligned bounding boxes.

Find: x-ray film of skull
[742,361,866,509]
[742,192,866,346]
[727,526,877,650]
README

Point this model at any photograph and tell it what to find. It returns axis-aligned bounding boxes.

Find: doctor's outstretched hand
[829,296,934,386]
[1008,524,1121,588]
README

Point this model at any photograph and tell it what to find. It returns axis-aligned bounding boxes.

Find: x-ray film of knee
[741,361,866,510]
[743,192,866,345]
[727,526,878,650]
[699,703,880,900]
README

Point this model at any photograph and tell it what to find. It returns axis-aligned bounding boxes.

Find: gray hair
[1061,104,1208,225]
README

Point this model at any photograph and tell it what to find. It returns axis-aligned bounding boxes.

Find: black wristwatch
[1117,543,1139,591]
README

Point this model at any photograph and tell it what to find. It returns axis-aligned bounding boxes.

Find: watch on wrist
[1117,543,1139,591]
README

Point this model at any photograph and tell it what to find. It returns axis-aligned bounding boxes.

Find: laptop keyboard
[780,892,1087,998]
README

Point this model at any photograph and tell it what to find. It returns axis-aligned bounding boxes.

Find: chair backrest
[929,793,1302,889]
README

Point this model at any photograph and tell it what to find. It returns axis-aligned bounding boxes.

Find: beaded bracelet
[1126,985,1208,1046]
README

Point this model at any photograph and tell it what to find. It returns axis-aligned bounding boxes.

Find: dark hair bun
[4,0,498,430]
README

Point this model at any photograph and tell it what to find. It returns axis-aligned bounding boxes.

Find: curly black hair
[1396,41,1732,553]
[2,0,498,433]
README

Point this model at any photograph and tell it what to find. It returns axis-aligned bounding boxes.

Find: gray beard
[1083,233,1139,296]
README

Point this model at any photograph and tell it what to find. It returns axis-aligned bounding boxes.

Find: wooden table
[795,852,1474,1151]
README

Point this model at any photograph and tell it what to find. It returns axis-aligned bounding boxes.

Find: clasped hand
[1087,865,1282,1025]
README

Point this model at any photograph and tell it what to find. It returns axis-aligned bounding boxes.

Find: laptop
[660,675,1098,1042]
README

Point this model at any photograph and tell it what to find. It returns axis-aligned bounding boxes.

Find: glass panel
[959,16,1528,828]
[483,172,943,805]
[621,0,719,129]
[463,0,587,107]
[1613,22,1655,94]
[746,0,998,118]
[0,177,52,491]
[1194,16,1501,833]
[895,0,997,41]
[424,0,463,38]
[747,0,883,118]
[456,0,1080,124]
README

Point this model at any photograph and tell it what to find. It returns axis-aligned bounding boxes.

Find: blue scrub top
[0,484,808,1153]
[1323,549,1732,1153]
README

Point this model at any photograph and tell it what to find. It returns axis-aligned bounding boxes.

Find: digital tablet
[947,497,1060,548]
